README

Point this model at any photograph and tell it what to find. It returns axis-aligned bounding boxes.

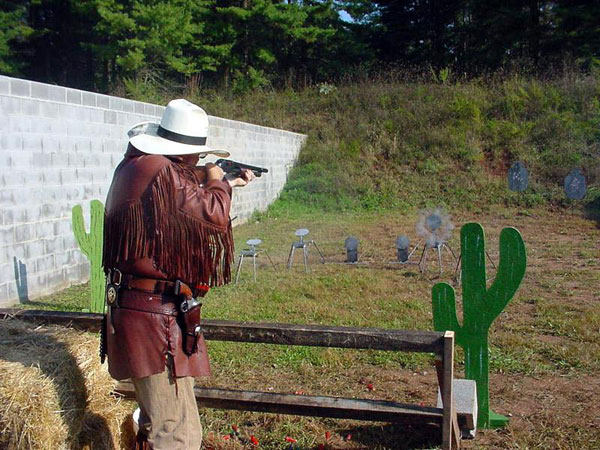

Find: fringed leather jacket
[102,145,234,380]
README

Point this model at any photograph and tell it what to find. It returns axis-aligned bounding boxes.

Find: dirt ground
[195,207,600,450]
[3,206,598,450]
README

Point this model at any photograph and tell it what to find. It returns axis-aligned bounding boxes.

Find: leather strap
[108,271,177,295]
[117,292,179,316]
[107,271,209,297]
[126,277,177,295]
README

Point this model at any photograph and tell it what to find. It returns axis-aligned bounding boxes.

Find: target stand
[235,238,276,283]
[418,241,459,276]
[453,251,497,284]
[286,229,325,272]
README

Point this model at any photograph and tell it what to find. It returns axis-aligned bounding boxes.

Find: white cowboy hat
[127,99,230,157]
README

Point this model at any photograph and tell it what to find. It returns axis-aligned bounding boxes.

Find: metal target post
[453,250,497,284]
[235,238,276,284]
[415,209,457,277]
[418,241,459,276]
[287,229,325,272]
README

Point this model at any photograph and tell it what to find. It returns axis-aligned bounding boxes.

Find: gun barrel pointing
[215,159,269,177]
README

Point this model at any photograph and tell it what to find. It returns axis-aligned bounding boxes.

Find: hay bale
[0,319,134,450]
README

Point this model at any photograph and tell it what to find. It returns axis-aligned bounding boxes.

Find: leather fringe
[103,164,234,287]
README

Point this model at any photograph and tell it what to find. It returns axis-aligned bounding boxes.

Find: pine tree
[0,0,33,75]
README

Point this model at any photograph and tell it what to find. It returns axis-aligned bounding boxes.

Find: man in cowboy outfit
[102,99,255,449]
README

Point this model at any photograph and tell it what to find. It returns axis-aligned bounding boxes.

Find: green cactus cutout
[72,200,105,313]
[432,223,526,429]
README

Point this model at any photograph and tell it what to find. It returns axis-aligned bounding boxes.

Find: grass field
[27,204,600,449]
[12,72,600,449]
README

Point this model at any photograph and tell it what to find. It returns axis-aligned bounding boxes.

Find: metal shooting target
[396,235,410,262]
[564,168,587,200]
[417,208,455,249]
[508,161,529,192]
[344,236,359,263]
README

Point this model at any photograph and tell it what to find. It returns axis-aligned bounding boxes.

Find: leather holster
[180,301,203,356]
[176,280,207,356]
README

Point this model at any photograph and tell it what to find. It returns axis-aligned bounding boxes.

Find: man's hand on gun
[215,159,268,177]
[203,159,265,188]
[225,167,256,187]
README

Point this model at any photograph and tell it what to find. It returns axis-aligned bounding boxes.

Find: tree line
[1,0,598,94]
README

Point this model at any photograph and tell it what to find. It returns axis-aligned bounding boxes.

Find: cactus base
[487,410,509,429]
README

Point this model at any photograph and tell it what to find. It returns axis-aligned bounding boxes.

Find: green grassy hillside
[190,74,600,215]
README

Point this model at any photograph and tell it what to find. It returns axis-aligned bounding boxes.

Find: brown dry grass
[0,320,135,450]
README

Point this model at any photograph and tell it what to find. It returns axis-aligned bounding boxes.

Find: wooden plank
[202,320,444,352]
[115,382,444,424]
[440,331,460,450]
[0,309,104,331]
[0,309,445,353]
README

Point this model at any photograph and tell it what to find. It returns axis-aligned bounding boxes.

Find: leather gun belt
[106,272,179,295]
[116,290,179,316]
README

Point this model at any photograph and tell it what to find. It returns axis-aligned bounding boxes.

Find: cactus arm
[432,282,462,338]
[72,205,91,257]
[461,223,487,332]
[484,227,526,325]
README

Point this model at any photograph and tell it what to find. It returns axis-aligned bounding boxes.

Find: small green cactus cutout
[432,223,526,429]
[72,200,105,313]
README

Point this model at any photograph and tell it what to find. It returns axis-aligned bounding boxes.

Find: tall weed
[189,73,600,213]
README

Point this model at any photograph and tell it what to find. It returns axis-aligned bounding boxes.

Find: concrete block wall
[0,75,305,307]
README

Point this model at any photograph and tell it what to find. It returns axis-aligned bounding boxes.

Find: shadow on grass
[334,422,442,449]
[13,257,29,303]
[16,282,91,312]
[18,299,68,309]
[377,265,420,275]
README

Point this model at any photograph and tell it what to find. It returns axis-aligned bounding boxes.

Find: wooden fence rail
[0,308,461,449]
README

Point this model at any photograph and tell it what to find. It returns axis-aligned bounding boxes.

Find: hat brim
[128,123,230,157]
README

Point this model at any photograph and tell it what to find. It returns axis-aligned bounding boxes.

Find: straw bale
[0,319,135,450]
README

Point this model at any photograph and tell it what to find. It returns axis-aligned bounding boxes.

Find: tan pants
[132,363,202,450]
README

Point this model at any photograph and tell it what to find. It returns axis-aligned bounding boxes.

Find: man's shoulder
[114,153,174,182]
[129,153,172,169]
